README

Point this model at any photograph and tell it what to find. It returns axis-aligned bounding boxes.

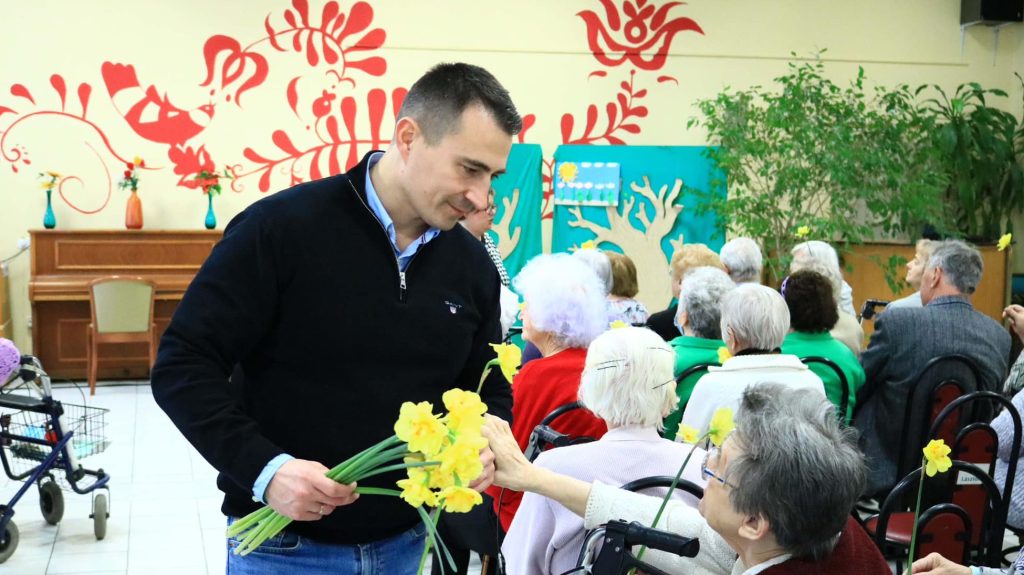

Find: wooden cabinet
[29,230,220,380]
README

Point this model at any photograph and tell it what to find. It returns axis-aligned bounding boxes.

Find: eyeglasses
[701,448,735,488]
[485,203,497,215]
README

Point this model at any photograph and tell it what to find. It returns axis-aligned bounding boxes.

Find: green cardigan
[663,335,724,439]
[781,331,865,423]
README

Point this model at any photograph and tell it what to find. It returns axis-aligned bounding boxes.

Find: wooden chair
[86,277,156,395]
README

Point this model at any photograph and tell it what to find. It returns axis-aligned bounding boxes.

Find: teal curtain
[490,143,543,279]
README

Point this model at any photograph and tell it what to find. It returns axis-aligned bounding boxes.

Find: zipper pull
[399,270,407,302]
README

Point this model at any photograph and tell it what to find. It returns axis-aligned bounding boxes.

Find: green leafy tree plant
[688,53,949,281]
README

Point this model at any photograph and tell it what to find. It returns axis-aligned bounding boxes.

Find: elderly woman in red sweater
[483,383,890,575]
[486,252,610,533]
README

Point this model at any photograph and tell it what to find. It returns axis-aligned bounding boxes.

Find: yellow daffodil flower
[580,240,596,250]
[443,388,488,434]
[676,425,700,444]
[922,439,952,477]
[394,401,449,456]
[717,347,732,364]
[708,408,735,447]
[795,226,810,238]
[440,486,482,513]
[999,233,1013,252]
[439,434,488,484]
[609,320,628,329]
[397,477,438,508]
[489,343,522,384]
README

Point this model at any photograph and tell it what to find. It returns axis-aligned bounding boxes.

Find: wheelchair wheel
[0,520,18,563]
[39,480,64,525]
[92,493,107,540]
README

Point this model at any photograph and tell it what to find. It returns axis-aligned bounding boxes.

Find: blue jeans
[226,518,426,575]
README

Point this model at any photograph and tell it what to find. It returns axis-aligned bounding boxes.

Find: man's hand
[468,446,496,492]
[264,459,359,521]
[902,552,971,575]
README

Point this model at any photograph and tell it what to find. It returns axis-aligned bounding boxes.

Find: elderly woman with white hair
[663,266,736,439]
[482,384,891,575]
[719,237,763,284]
[680,284,824,434]
[485,253,609,533]
[790,243,865,355]
[501,326,706,575]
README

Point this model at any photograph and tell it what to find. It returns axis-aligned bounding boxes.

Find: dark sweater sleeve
[151,204,287,493]
[464,270,513,423]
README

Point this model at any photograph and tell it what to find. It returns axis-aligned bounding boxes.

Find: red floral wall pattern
[0,0,703,217]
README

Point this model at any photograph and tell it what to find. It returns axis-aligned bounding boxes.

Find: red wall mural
[0,0,704,218]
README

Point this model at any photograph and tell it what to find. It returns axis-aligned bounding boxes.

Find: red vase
[125,190,143,229]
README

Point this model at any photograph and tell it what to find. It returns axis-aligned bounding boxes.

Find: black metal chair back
[523,401,598,462]
[800,355,850,423]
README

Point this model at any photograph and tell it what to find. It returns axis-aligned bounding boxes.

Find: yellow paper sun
[558,162,578,183]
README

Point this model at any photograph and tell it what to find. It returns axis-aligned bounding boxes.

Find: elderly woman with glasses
[501,326,706,575]
[482,383,891,575]
[485,253,610,533]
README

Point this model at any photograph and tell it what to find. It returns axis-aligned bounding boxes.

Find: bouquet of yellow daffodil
[906,439,953,562]
[632,407,735,568]
[226,389,491,574]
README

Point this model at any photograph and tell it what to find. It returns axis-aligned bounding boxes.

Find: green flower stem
[354,461,441,482]
[417,507,442,575]
[327,435,401,479]
[354,487,402,497]
[906,459,927,564]
[475,361,498,394]
[339,445,412,482]
[226,506,275,537]
[633,432,710,567]
[417,506,453,575]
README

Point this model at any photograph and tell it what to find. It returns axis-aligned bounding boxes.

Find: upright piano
[29,230,221,380]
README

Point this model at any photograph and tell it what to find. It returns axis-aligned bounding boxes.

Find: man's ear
[738,513,772,543]
[393,117,419,160]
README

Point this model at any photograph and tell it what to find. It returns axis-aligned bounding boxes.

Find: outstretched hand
[902,552,971,575]
[481,414,535,492]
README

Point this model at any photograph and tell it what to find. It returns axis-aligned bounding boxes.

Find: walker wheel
[91,493,108,540]
[0,520,19,563]
[39,480,64,525]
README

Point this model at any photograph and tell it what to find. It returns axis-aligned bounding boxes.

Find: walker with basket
[0,343,111,564]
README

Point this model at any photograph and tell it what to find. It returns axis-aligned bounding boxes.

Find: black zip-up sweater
[151,152,513,544]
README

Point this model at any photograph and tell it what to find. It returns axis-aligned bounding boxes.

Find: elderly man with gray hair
[719,237,763,284]
[680,284,824,435]
[854,240,1010,495]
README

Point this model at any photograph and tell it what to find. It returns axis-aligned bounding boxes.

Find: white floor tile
[46,551,128,573]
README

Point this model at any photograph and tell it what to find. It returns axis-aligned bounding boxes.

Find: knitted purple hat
[0,338,20,385]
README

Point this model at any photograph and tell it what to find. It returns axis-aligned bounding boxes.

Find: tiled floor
[0,382,226,575]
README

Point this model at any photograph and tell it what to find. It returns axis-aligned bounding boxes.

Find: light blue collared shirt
[362,151,440,271]
[251,152,441,503]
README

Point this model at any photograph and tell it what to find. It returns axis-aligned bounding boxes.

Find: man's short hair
[719,238,763,283]
[398,62,522,143]
[927,240,984,295]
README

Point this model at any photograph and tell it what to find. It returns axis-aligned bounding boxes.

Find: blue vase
[204,193,216,229]
[43,189,56,229]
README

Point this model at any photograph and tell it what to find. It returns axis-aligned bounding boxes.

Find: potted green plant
[922,78,1024,242]
[688,53,949,285]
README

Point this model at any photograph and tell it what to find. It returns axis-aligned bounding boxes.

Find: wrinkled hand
[481,414,535,492]
[264,459,359,521]
[902,552,971,575]
[1005,304,1024,342]
[468,446,496,492]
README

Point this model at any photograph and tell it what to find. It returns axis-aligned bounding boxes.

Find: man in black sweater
[151,63,519,574]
